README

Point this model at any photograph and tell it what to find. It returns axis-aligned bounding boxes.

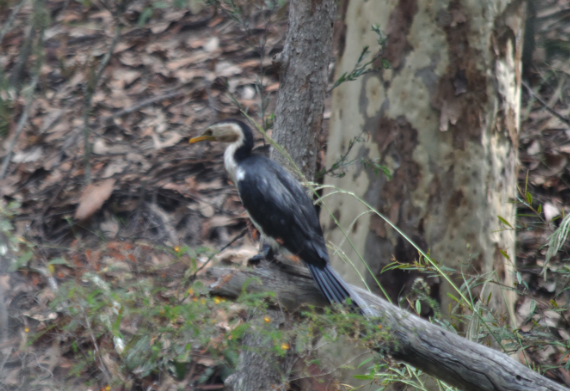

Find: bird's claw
[247,243,275,266]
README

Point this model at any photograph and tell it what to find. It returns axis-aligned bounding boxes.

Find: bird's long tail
[306,263,373,317]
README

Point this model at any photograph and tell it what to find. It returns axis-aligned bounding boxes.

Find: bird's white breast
[224,143,241,183]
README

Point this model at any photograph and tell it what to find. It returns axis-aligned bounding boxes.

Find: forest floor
[0,0,570,390]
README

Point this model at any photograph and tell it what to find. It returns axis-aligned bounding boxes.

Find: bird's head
[189,120,246,144]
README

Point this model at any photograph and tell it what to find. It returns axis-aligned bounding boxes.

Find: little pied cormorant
[190,119,370,315]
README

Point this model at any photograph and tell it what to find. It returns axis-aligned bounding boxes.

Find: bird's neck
[224,128,253,183]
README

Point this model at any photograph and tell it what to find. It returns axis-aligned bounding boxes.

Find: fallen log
[206,264,567,391]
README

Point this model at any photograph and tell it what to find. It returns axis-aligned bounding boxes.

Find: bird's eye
[205,129,212,136]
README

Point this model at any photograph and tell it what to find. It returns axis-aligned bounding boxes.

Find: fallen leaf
[74,179,116,220]
[266,82,280,92]
[197,357,215,367]
[151,131,183,149]
[12,147,43,163]
[214,61,242,77]
[167,53,210,70]
[527,140,541,155]
[203,36,219,52]
[151,22,171,34]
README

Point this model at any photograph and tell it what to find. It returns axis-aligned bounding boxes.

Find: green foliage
[353,362,458,391]
[37,238,390,388]
[0,200,36,271]
[49,273,245,382]
[330,24,390,92]
[317,134,391,180]
[0,72,12,138]
[543,213,570,274]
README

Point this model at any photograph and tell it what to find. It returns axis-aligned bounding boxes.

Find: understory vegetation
[0,0,570,390]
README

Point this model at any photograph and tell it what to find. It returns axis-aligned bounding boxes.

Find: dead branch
[206,265,568,391]
[522,80,570,126]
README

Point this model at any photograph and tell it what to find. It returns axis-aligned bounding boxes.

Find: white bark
[322,0,523,322]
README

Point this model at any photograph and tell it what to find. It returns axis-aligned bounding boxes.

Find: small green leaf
[357,357,374,368]
[112,306,124,334]
[499,249,511,261]
[526,191,533,205]
[529,299,536,316]
[9,251,33,271]
[497,216,513,229]
[353,374,374,380]
[415,299,422,315]
[49,257,72,267]
[138,7,153,26]
[152,1,168,8]
[447,293,460,303]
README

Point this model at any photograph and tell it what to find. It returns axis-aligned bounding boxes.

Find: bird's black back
[237,155,329,269]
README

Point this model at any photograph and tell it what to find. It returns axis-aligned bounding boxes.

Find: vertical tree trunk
[226,1,336,390]
[271,0,336,181]
[322,0,524,324]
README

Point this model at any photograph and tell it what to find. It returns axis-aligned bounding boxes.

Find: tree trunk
[322,0,524,323]
[226,1,337,389]
[208,265,566,391]
[271,0,336,181]
[224,309,292,391]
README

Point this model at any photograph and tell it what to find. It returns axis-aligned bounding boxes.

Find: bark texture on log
[321,0,524,323]
[271,0,336,181]
[207,266,567,391]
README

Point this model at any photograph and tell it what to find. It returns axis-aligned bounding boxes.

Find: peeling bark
[322,0,524,324]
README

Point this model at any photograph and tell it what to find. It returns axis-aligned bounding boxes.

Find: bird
[190,118,370,315]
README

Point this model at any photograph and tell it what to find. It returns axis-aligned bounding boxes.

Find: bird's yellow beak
[189,134,216,144]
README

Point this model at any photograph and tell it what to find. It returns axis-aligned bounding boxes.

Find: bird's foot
[247,243,275,266]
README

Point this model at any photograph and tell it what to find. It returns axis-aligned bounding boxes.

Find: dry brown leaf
[266,82,280,92]
[74,179,116,220]
[151,131,183,149]
[203,36,219,52]
[12,147,43,163]
[151,22,171,34]
[166,52,210,70]
[214,61,241,77]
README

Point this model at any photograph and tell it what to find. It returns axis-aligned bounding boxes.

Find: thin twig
[82,22,122,184]
[191,228,248,278]
[0,0,27,45]
[522,80,570,126]
[0,72,40,179]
